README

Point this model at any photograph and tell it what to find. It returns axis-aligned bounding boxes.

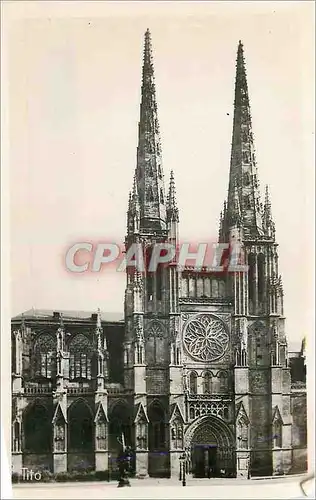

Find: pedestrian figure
[117,434,131,488]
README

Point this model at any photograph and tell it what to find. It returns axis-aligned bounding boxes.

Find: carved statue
[177,426,183,440]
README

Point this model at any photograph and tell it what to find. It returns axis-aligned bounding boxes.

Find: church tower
[124,30,183,478]
[220,41,292,476]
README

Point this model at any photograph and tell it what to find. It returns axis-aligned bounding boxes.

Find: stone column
[12,330,23,393]
[134,406,149,478]
[95,391,109,472]
[52,392,67,474]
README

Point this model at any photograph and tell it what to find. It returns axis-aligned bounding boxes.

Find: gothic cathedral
[11,30,307,479]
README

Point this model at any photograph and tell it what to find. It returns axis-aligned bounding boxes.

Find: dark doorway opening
[192,445,218,478]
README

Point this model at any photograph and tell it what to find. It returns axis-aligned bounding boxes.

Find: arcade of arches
[20,402,236,476]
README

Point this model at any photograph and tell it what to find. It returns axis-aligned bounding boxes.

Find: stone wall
[291,391,307,473]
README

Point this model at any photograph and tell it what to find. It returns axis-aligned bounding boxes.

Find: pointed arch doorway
[186,416,235,478]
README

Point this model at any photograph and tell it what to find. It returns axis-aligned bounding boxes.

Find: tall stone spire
[134,29,167,231]
[226,41,263,238]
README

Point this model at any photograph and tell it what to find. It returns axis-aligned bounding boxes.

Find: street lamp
[179,453,186,487]
[108,453,111,482]
[247,453,251,480]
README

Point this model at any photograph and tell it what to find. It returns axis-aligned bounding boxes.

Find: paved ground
[12,474,309,500]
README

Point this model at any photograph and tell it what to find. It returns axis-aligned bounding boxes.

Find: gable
[272,405,283,425]
[52,402,67,424]
[134,402,149,423]
[94,401,108,423]
[169,403,185,423]
[235,401,249,425]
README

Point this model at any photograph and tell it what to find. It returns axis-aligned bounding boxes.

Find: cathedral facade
[11,31,307,479]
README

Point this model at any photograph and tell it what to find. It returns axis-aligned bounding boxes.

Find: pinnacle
[167,170,179,222]
[167,170,177,206]
[263,184,275,238]
[265,185,271,206]
[132,174,137,195]
[264,185,273,219]
[131,175,140,212]
[96,308,102,329]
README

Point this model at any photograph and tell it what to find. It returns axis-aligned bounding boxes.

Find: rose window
[183,314,229,362]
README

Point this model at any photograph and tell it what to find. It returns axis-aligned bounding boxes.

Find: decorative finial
[96,308,102,329]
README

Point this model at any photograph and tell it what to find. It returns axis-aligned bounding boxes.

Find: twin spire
[128,29,178,234]
[225,40,275,240]
[128,33,275,242]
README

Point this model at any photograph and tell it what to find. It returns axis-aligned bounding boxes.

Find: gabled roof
[12,308,124,324]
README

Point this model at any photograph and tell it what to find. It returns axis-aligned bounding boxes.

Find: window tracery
[189,401,229,421]
[33,334,56,379]
[69,334,92,380]
[183,314,229,362]
[145,322,165,364]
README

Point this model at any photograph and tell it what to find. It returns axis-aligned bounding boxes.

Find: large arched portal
[185,416,235,478]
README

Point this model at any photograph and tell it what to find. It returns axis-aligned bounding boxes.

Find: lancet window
[69,334,92,380]
[33,334,56,379]
[148,402,165,451]
[203,372,211,394]
[189,372,198,394]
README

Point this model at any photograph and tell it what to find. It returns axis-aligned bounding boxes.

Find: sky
[6,1,314,350]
